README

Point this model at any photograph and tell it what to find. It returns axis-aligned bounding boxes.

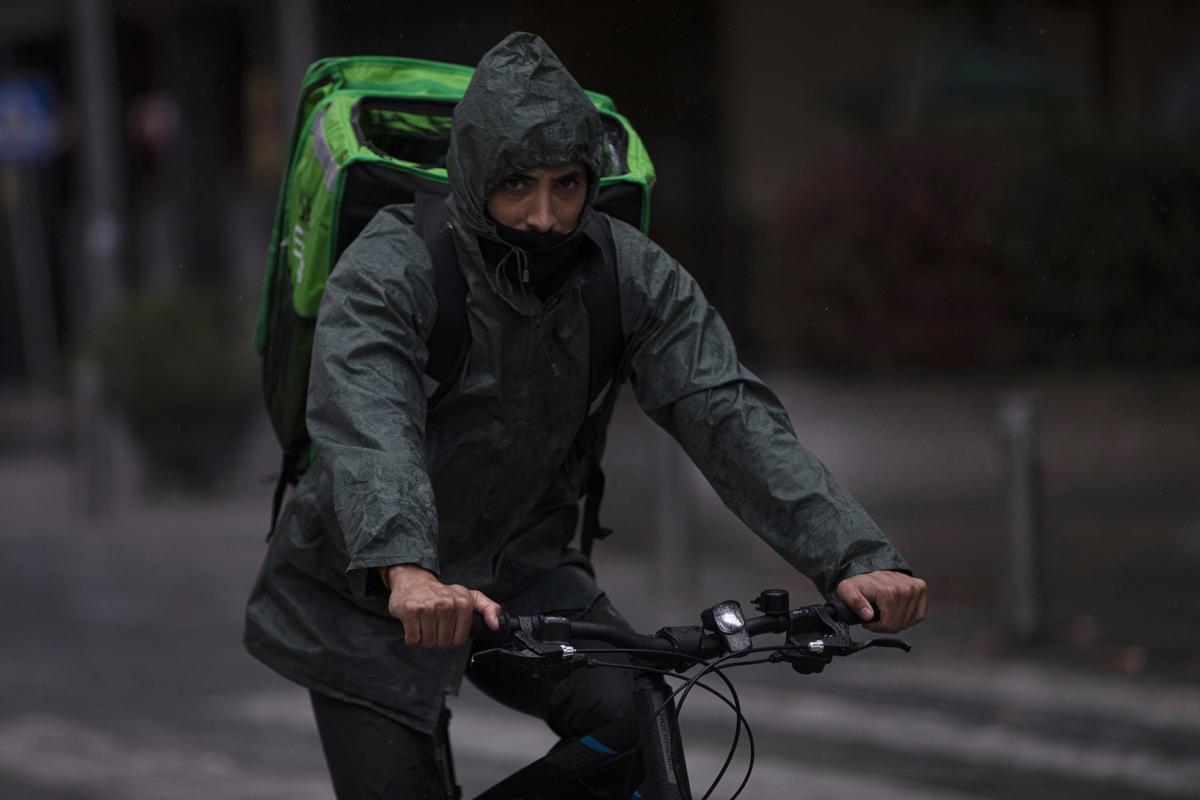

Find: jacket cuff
[347,553,440,601]
[826,555,913,597]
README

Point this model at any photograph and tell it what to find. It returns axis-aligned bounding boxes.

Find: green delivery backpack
[254,55,655,539]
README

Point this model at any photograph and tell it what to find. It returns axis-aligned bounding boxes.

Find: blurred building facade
[718,0,1200,368]
[2,0,1199,387]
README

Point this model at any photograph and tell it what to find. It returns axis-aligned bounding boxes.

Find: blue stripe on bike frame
[579,735,617,755]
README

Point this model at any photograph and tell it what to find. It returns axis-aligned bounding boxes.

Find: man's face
[485,161,587,234]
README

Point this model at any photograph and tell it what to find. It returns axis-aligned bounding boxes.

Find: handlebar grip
[828,598,880,626]
[469,612,511,640]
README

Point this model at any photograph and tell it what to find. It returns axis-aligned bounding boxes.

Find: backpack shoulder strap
[578,212,624,558]
[414,192,468,403]
[581,212,622,411]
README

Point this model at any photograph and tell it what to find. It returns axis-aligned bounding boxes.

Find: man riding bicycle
[245,31,927,798]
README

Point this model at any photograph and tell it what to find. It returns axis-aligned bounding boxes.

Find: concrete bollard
[998,391,1045,642]
[73,359,114,518]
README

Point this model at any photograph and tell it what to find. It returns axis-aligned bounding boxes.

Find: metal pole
[999,391,1044,642]
[72,0,124,324]
[3,167,60,387]
[276,0,318,133]
[71,0,126,516]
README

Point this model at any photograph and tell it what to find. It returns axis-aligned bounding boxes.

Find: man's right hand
[382,564,501,649]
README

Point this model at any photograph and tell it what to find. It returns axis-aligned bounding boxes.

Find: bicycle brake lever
[856,636,912,653]
[512,628,580,658]
[470,643,589,680]
[781,605,911,669]
[470,615,582,664]
[469,646,511,665]
[781,632,912,661]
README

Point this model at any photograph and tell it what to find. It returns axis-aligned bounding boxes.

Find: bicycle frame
[633,672,692,799]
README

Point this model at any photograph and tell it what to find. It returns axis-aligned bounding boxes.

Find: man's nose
[525,187,556,233]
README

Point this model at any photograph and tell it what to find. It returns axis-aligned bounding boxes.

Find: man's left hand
[836,571,927,634]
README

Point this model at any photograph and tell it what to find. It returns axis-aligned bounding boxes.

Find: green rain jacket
[245,32,909,734]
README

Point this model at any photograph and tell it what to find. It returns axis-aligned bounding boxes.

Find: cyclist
[245,31,927,798]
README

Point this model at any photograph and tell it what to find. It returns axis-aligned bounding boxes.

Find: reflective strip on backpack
[309,107,338,191]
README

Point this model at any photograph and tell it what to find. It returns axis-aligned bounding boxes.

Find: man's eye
[557,175,582,190]
[503,177,526,191]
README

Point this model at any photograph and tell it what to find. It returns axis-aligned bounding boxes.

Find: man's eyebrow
[558,169,586,180]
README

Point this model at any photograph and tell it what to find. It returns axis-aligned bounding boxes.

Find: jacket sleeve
[617,229,910,596]
[306,206,441,592]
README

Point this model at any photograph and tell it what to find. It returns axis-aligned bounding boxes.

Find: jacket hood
[447,32,605,238]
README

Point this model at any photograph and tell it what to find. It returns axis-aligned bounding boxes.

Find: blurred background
[1,0,1197,797]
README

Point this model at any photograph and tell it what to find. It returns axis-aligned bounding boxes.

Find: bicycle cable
[673,649,785,799]
[661,645,807,799]
[595,645,776,800]
[587,658,749,800]
[684,645,833,799]
[579,643,798,799]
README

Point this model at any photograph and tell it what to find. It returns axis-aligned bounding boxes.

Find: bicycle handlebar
[467,593,885,661]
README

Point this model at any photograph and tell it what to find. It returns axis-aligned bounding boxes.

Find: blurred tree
[94,284,258,490]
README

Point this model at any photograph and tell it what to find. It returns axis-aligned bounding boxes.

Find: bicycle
[430,588,911,799]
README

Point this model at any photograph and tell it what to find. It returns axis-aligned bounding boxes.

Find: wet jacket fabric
[244,32,909,735]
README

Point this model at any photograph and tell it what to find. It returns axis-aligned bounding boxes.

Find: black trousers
[309,595,657,799]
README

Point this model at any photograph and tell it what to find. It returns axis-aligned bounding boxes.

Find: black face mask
[493,221,576,253]
[480,215,587,293]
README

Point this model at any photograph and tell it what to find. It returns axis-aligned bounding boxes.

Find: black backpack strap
[580,463,610,559]
[415,192,468,406]
[581,213,621,409]
[578,213,624,558]
[267,446,302,540]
